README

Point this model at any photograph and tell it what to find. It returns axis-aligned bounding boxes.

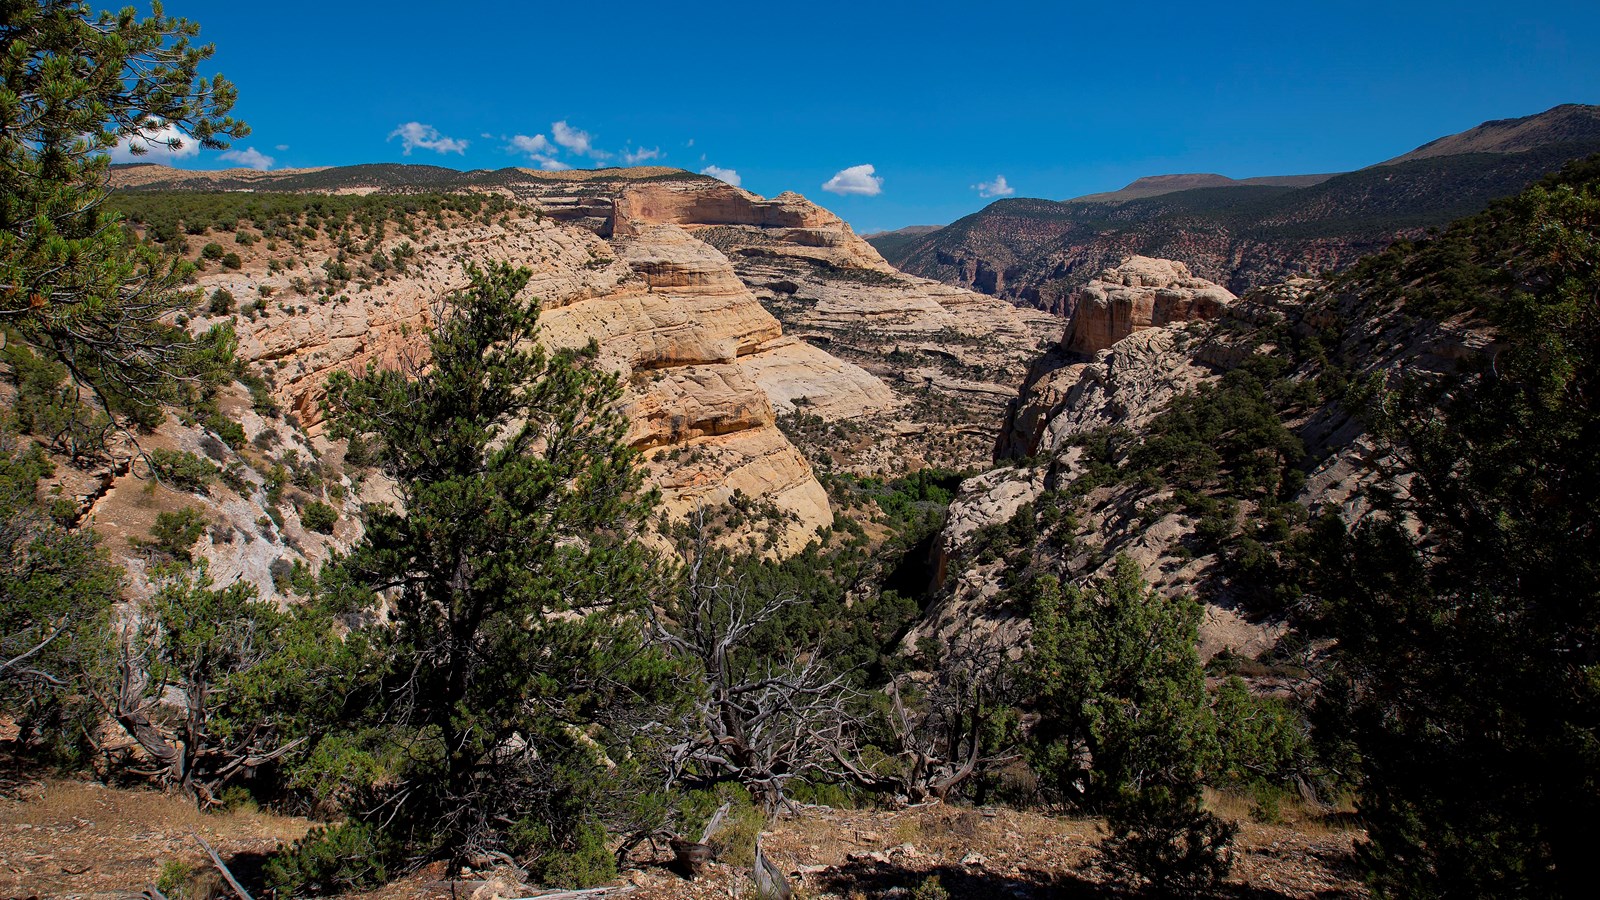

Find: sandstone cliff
[609,180,1059,473]
[198,204,833,558]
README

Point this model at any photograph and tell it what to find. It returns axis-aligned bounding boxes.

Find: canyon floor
[1,778,1364,899]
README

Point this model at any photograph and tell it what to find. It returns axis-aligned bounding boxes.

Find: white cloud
[219,147,275,170]
[510,133,555,156]
[507,134,571,170]
[109,122,199,164]
[552,120,609,159]
[685,138,695,148]
[822,164,883,197]
[622,146,661,165]
[973,175,1015,198]
[700,165,741,187]
[274,144,290,151]
[388,122,468,155]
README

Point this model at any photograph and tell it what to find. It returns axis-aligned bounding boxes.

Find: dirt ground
[0,778,1365,900]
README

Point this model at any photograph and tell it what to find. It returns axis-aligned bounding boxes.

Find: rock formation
[1061,256,1233,355]
[999,258,1234,458]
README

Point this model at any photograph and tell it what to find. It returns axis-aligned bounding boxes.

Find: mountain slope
[880,104,1600,311]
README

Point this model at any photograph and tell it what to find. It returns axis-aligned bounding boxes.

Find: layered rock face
[104,167,1070,585]
[608,180,1059,473]
[196,202,832,556]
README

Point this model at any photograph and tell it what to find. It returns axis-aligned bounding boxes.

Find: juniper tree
[321,263,679,875]
[1025,556,1234,892]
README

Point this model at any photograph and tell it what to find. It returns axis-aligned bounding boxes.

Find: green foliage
[109,191,513,253]
[910,874,951,900]
[1311,156,1600,898]
[321,263,679,867]
[264,822,393,896]
[2,338,113,460]
[108,561,361,807]
[676,783,764,868]
[1100,790,1238,894]
[204,413,247,450]
[298,500,337,534]
[1025,556,1234,890]
[147,448,217,493]
[0,430,119,755]
[0,0,246,406]
[516,819,618,889]
[208,288,236,315]
[147,507,206,561]
[1209,676,1312,789]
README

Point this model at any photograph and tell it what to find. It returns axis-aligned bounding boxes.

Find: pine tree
[1315,158,1600,899]
[322,263,679,874]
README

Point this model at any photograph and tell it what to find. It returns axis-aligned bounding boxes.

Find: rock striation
[607,179,1060,473]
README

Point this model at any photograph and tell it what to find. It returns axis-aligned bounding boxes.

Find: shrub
[264,823,392,896]
[517,819,617,889]
[205,414,248,450]
[147,449,217,494]
[201,242,225,260]
[208,288,235,314]
[149,507,207,561]
[1100,792,1237,893]
[221,252,242,270]
[300,500,337,534]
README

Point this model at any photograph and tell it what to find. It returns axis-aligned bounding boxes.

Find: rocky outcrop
[1000,328,1216,458]
[612,182,835,234]
[998,258,1233,458]
[1062,257,1233,355]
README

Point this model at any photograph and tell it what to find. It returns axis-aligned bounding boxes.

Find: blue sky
[131,1,1600,233]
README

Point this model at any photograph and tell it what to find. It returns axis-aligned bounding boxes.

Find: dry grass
[0,778,310,899]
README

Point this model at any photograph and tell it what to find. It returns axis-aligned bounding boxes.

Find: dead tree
[829,630,1020,804]
[649,510,858,812]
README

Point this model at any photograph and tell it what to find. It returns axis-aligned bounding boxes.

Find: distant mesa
[109,161,709,195]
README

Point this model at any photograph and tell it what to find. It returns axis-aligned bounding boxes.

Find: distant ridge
[860,224,944,258]
[874,103,1600,312]
[1066,172,1338,204]
[109,162,707,195]
[1380,103,1600,164]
